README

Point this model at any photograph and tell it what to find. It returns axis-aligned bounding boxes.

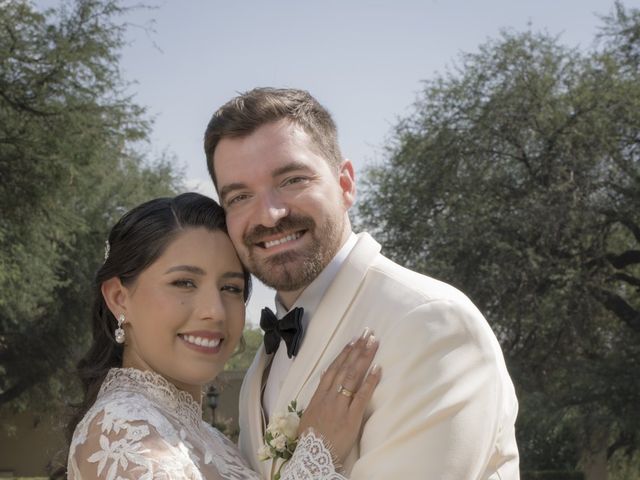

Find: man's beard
[242,213,343,291]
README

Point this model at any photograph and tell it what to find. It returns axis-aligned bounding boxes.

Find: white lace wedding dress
[67,368,345,479]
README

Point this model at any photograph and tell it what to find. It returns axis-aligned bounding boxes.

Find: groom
[204,87,520,479]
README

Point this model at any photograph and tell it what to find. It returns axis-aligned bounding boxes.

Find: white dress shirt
[263,233,358,418]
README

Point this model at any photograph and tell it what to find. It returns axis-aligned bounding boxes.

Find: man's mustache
[243,215,315,247]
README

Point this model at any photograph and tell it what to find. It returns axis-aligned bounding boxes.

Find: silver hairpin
[104,240,110,261]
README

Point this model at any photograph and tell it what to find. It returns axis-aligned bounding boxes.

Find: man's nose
[256,192,289,228]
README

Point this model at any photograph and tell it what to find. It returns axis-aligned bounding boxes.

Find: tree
[0,0,179,417]
[357,3,640,479]
[224,326,264,371]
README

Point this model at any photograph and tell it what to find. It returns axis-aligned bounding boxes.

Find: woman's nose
[198,291,225,322]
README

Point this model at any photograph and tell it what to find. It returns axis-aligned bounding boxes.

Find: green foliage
[0,0,179,415]
[212,416,240,443]
[609,449,640,480]
[521,472,584,480]
[225,326,263,371]
[516,393,582,471]
[357,1,640,474]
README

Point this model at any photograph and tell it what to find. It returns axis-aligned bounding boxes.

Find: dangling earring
[115,313,126,344]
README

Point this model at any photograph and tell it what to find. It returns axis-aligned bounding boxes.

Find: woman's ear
[101,277,129,318]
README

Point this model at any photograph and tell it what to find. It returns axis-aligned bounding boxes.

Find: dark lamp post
[206,385,220,425]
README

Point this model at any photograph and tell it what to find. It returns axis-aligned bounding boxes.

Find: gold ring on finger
[336,383,354,398]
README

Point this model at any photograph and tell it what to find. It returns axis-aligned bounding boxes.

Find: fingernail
[371,363,380,374]
[361,327,370,339]
[366,334,377,349]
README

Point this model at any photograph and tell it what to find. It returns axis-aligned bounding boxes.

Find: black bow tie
[260,307,304,358]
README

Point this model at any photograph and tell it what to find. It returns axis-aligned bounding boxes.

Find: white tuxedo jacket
[239,233,519,479]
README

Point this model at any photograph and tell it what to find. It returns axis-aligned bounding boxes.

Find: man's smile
[259,231,305,249]
[244,214,315,252]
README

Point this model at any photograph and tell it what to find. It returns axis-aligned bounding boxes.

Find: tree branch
[606,250,640,269]
[595,288,640,333]
[607,431,634,459]
[610,272,640,289]
[0,376,42,405]
[619,218,640,244]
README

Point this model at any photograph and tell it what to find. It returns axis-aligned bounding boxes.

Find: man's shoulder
[348,248,501,348]
[365,250,472,307]
[351,232,467,305]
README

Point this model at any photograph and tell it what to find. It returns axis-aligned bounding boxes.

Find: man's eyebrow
[218,161,311,202]
[272,161,310,177]
[219,182,247,203]
[164,265,205,275]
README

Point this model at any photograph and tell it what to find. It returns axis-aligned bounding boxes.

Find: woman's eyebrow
[164,265,205,275]
[222,271,245,280]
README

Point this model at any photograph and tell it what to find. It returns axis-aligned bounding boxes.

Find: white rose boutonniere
[259,400,304,480]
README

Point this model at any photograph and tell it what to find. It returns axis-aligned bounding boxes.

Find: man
[204,88,519,479]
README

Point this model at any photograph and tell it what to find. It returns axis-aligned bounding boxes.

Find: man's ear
[101,277,130,318]
[338,159,356,209]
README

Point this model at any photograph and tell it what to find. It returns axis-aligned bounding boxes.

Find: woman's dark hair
[65,192,251,446]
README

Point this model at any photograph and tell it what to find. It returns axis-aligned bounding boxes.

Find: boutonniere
[258,400,304,480]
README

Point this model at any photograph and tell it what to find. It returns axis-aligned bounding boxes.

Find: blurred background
[1,1,638,479]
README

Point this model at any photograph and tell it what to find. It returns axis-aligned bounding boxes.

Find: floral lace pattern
[101,368,202,428]
[67,368,345,479]
[281,432,345,480]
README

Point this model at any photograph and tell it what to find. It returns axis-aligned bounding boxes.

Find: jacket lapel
[274,233,381,413]
[239,344,272,477]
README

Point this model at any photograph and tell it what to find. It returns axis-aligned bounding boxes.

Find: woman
[66,192,380,479]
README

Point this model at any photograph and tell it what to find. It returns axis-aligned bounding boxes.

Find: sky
[39,0,629,324]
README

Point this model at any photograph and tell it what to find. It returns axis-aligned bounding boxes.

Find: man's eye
[283,176,308,186]
[172,279,196,288]
[227,193,250,206]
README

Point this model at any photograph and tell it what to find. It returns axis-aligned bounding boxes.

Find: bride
[66,192,380,479]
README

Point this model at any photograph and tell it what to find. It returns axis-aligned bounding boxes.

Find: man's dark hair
[204,87,343,187]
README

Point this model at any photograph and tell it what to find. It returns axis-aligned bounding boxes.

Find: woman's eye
[172,279,196,288]
[221,284,243,295]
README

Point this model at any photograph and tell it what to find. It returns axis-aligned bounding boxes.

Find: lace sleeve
[279,430,347,480]
[68,410,205,480]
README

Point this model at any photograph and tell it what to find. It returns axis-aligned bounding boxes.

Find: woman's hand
[298,329,381,466]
